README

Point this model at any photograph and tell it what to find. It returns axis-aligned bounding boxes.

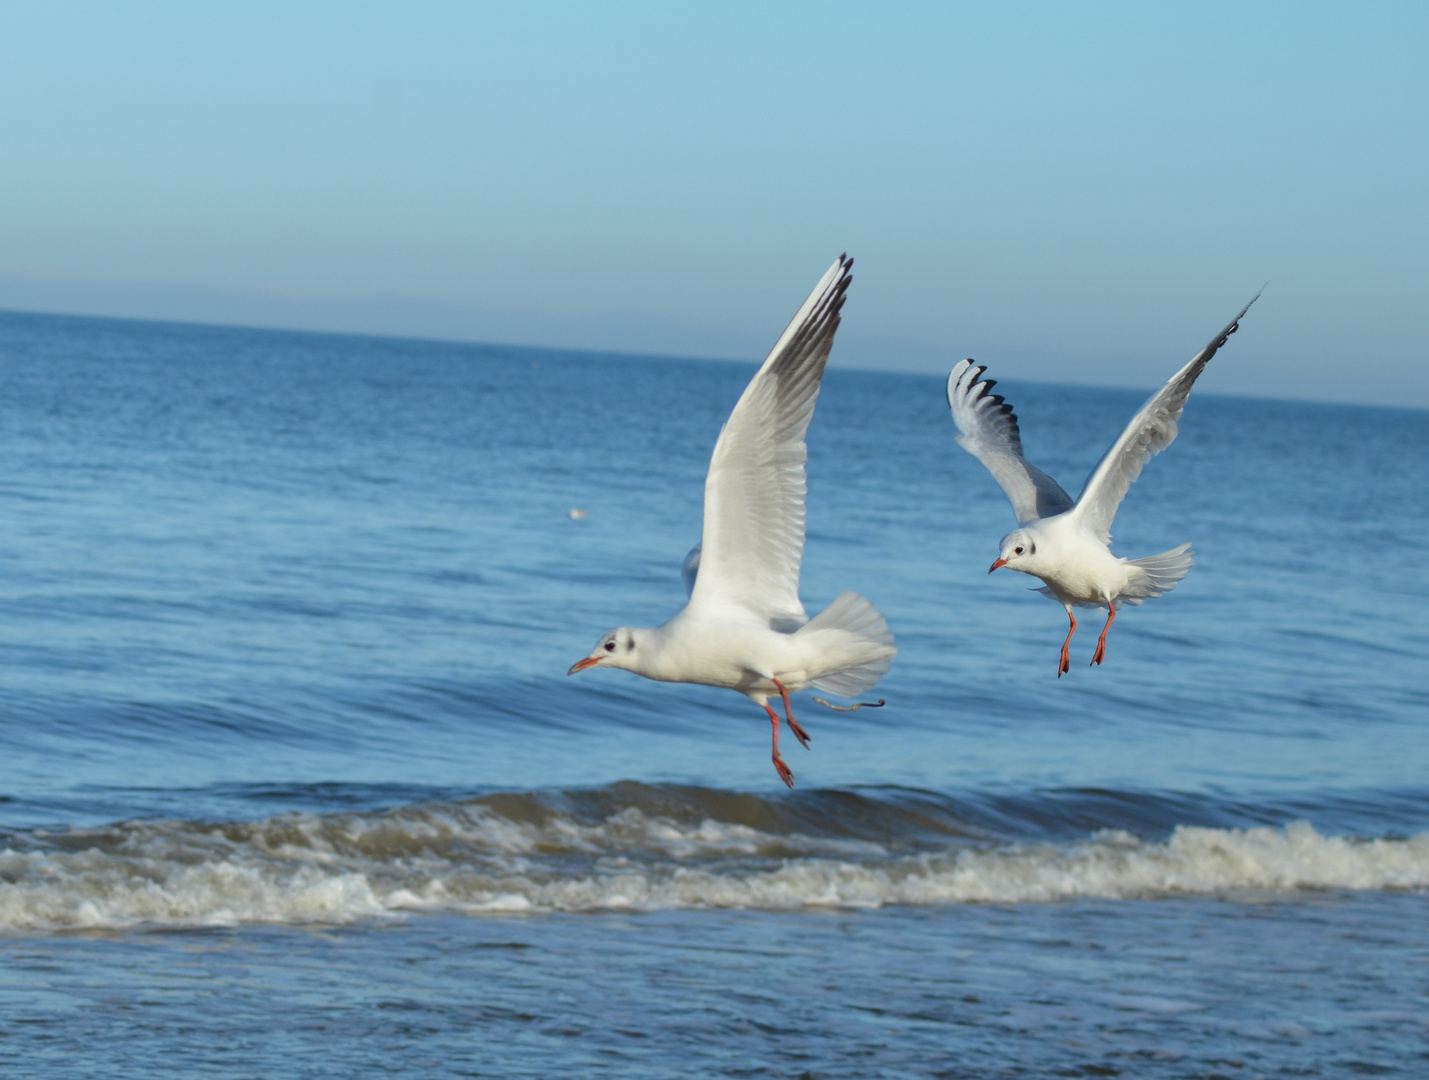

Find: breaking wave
[2,784,1426,931]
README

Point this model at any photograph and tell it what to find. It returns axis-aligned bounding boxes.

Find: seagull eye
[1014,546,1024,555]
[604,641,616,652]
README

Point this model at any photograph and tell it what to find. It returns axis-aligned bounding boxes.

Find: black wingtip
[1235,285,1265,322]
[1205,288,1265,354]
[832,258,853,305]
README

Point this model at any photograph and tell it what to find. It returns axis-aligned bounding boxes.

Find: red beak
[989,557,1009,573]
[567,656,602,675]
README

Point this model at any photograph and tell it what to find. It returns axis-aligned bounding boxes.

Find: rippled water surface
[1,309,1426,1077]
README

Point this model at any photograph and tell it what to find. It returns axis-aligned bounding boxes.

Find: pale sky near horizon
[2,2,1426,407]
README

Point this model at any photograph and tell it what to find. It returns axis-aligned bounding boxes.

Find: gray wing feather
[1073,292,1261,544]
[680,542,701,597]
[946,359,1075,525]
[687,255,852,624]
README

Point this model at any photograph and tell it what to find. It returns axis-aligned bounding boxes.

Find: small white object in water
[568,508,587,519]
[946,290,1260,677]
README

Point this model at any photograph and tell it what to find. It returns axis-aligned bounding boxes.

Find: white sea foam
[2,813,1426,931]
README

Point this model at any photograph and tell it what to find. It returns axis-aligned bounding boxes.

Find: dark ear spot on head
[625,636,634,652]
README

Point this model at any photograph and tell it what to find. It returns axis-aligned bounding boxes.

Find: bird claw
[813,697,884,712]
[1059,614,1076,678]
[1090,609,1115,669]
[771,678,810,749]
[773,755,795,789]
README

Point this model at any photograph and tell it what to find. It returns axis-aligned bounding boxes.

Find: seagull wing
[1072,292,1261,544]
[686,255,852,627]
[946,359,1075,525]
[680,542,701,596]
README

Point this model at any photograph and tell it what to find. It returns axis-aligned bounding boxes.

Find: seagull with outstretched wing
[946,293,1260,676]
[570,256,896,786]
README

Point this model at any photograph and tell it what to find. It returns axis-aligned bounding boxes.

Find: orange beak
[567,656,602,675]
[989,557,1009,573]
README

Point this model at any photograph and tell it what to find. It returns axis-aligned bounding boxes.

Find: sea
[0,308,1425,1079]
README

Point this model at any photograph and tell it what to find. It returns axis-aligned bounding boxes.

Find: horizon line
[1,302,1420,416]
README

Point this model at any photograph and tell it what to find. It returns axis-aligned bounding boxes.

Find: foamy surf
[2,790,1426,931]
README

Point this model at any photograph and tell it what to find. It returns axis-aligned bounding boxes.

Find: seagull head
[568,628,645,675]
[990,529,1038,574]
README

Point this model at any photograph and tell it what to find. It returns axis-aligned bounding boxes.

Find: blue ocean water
[0,308,1426,1077]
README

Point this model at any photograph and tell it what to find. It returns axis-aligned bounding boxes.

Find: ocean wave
[2,789,1427,930]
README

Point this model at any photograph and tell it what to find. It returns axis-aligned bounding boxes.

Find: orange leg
[772,678,811,749]
[1058,610,1077,678]
[1090,605,1116,667]
[764,702,795,788]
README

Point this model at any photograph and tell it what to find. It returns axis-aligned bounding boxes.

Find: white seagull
[569,255,897,787]
[946,294,1260,676]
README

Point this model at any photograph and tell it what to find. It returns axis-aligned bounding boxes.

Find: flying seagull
[946,293,1260,675]
[569,255,896,787]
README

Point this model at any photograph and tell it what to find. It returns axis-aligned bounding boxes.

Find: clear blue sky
[2,2,1425,405]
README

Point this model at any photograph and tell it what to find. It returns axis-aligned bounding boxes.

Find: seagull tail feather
[1119,543,1195,606]
[797,591,897,698]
